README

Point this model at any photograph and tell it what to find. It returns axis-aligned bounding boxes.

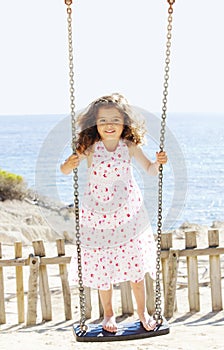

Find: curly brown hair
[75,93,147,155]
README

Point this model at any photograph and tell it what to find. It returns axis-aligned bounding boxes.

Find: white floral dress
[69,140,156,290]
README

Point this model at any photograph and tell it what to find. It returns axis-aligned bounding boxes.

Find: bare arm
[60,153,87,175]
[60,145,95,175]
[130,145,167,176]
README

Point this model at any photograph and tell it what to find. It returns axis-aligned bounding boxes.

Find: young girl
[61,93,167,333]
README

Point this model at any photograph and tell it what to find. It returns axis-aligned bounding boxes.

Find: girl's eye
[97,118,123,125]
[98,119,106,124]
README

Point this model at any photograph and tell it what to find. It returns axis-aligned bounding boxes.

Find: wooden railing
[0,229,223,325]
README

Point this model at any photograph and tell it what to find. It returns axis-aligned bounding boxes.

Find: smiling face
[96,107,124,143]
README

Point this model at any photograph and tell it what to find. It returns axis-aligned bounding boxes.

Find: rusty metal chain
[64,0,87,333]
[154,0,175,325]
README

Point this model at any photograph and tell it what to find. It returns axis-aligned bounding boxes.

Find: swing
[63,0,175,342]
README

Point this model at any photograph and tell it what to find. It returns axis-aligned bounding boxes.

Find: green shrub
[0,169,28,201]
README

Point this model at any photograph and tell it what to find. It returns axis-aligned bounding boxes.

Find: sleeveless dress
[69,140,157,290]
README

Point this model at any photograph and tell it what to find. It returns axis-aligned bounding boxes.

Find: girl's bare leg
[99,285,118,333]
[130,279,156,331]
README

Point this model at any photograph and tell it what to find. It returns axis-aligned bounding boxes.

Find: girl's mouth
[105,130,115,134]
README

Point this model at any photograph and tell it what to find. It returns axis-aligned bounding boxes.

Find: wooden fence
[0,228,223,325]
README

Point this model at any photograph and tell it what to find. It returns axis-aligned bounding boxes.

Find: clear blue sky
[0,0,224,115]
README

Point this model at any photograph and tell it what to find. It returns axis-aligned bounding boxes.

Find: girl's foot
[138,313,157,331]
[102,315,118,333]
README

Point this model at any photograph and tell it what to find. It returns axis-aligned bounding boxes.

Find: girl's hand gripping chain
[60,154,80,175]
[156,151,168,165]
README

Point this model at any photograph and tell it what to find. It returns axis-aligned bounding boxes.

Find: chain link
[154,0,175,325]
[64,1,87,333]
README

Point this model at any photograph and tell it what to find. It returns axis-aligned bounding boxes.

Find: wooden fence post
[161,233,173,297]
[32,240,52,321]
[81,286,91,319]
[15,241,24,323]
[185,231,200,312]
[164,249,179,318]
[83,286,92,319]
[208,229,223,311]
[27,255,39,325]
[0,243,6,324]
[56,239,72,320]
[120,281,134,315]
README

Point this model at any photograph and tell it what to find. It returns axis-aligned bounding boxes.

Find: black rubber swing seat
[73,318,170,342]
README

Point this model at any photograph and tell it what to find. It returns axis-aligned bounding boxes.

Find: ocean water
[0,112,223,231]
